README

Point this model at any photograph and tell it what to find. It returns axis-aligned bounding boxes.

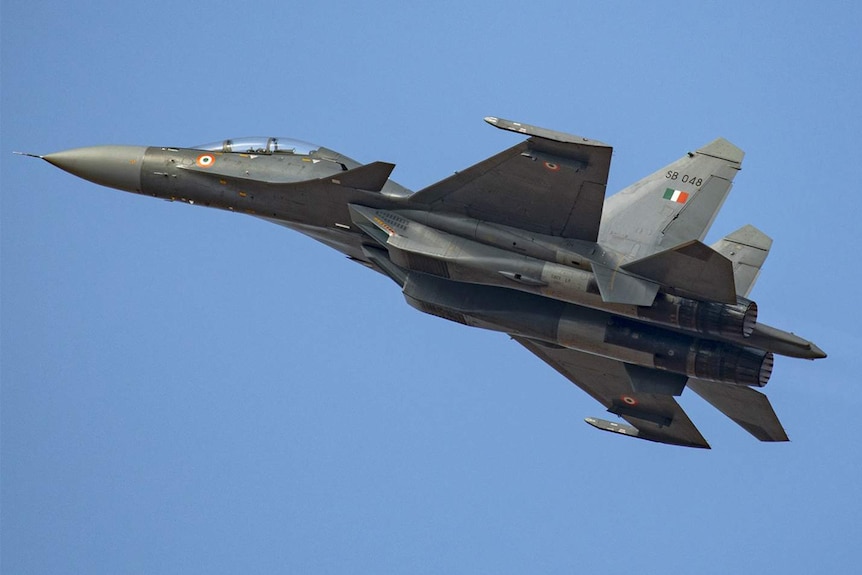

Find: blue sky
[2,1,860,573]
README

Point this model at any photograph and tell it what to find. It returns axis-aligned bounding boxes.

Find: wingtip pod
[484,116,611,148]
[585,417,642,438]
[584,417,711,449]
[697,137,744,165]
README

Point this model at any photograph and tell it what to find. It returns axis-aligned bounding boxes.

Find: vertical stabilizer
[710,224,772,297]
[599,138,744,261]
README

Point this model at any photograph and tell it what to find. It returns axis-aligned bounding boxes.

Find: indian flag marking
[663,188,689,204]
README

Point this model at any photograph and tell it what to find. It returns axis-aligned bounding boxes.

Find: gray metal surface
[21,117,826,448]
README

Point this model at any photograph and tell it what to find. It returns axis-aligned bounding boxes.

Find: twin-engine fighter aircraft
[21,117,825,448]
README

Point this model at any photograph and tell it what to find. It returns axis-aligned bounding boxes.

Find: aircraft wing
[407,117,612,242]
[514,336,710,448]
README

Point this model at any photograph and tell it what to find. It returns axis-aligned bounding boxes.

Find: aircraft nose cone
[43,145,147,193]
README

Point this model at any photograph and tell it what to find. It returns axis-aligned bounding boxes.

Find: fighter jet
[19,117,825,448]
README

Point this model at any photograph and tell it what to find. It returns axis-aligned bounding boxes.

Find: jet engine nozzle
[638,295,758,339]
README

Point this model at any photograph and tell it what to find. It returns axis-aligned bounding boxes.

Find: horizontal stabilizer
[687,379,789,442]
[710,224,772,297]
[329,161,395,192]
[592,263,659,306]
[622,240,737,303]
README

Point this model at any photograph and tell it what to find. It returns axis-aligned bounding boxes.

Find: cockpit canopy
[192,137,320,156]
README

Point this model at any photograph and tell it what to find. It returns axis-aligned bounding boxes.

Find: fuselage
[25,119,827,447]
[37,141,824,392]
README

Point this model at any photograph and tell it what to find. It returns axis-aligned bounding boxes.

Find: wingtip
[483,115,611,147]
[584,416,711,448]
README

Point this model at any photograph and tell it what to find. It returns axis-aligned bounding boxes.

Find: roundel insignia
[544,161,560,171]
[621,395,638,406]
[196,153,215,168]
